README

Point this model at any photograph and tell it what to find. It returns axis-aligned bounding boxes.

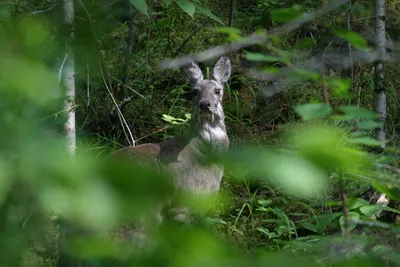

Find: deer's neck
[188,115,229,152]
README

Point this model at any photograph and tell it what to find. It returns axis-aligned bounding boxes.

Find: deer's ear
[181,60,204,86]
[211,56,231,85]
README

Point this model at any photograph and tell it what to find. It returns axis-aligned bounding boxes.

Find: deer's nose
[199,100,211,110]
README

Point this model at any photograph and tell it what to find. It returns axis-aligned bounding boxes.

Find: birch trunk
[374,0,386,149]
[63,0,75,155]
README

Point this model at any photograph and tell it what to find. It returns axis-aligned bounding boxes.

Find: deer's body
[112,57,231,226]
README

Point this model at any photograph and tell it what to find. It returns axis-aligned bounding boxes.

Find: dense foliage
[0,0,399,266]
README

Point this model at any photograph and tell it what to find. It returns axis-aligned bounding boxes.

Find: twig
[321,73,330,105]
[352,219,390,229]
[249,49,391,98]
[100,61,135,146]
[31,2,58,15]
[347,1,354,92]
[340,184,350,240]
[121,2,134,97]
[321,38,334,105]
[159,0,351,70]
[376,163,400,174]
[57,52,68,89]
[228,0,236,27]
[86,60,90,108]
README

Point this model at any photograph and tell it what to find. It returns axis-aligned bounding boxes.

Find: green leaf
[316,212,342,233]
[326,77,351,98]
[339,212,360,233]
[333,28,369,50]
[356,120,384,130]
[359,205,382,216]
[176,0,196,18]
[154,18,171,29]
[295,103,332,121]
[244,51,284,62]
[130,0,148,15]
[347,198,369,210]
[215,27,242,41]
[301,222,318,233]
[163,0,173,6]
[349,137,385,147]
[293,37,314,50]
[270,5,304,23]
[258,199,273,207]
[292,125,370,172]
[371,181,400,201]
[339,106,378,120]
[196,6,224,25]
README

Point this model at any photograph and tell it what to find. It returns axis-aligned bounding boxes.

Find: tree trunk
[58,0,77,266]
[63,0,76,155]
[121,1,134,101]
[228,0,236,27]
[374,0,386,149]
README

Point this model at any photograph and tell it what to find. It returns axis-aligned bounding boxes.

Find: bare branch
[159,0,350,70]
[57,52,68,89]
[31,3,58,15]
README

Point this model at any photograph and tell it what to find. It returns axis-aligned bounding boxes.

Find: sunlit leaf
[130,0,148,15]
[339,105,378,120]
[290,125,370,172]
[176,0,196,18]
[244,51,284,62]
[356,120,383,130]
[349,137,385,147]
[347,198,369,210]
[270,5,304,22]
[215,27,242,41]
[359,205,382,216]
[333,28,369,50]
[339,212,359,233]
[258,199,273,206]
[295,103,332,121]
[371,181,400,201]
[326,77,351,98]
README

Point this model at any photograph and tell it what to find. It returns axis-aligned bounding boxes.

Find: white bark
[375,0,386,148]
[63,0,75,155]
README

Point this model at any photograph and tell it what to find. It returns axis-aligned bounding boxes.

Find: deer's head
[181,56,231,125]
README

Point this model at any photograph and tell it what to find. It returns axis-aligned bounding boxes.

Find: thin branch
[228,0,236,27]
[321,38,335,105]
[57,52,68,89]
[100,60,135,146]
[86,60,90,108]
[247,49,391,98]
[321,73,330,105]
[159,0,351,70]
[31,2,58,15]
[121,2,134,98]
[376,163,400,174]
[347,1,354,92]
[340,184,350,240]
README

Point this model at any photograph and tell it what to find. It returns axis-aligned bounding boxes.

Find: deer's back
[113,137,224,193]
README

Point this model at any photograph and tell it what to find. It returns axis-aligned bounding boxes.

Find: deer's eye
[215,88,221,94]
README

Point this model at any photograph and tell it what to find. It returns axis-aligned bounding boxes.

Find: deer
[111,56,231,246]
